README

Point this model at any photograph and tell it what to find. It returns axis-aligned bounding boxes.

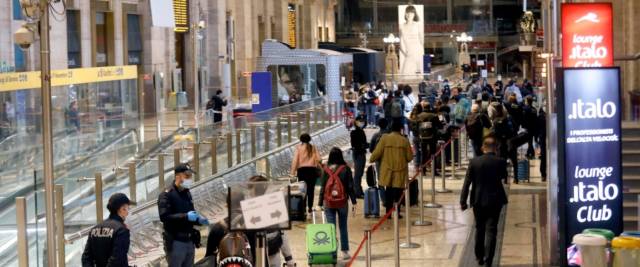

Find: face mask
[356,122,365,128]
[181,178,194,189]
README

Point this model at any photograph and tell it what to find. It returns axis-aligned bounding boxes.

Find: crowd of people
[80,77,548,267]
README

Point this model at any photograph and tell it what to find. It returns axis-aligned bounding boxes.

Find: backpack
[218,231,253,267]
[390,99,403,118]
[418,113,438,140]
[492,116,514,139]
[465,114,483,138]
[322,165,348,209]
[266,230,283,256]
[454,103,466,124]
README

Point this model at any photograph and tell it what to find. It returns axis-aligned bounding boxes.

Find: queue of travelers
[81,77,545,267]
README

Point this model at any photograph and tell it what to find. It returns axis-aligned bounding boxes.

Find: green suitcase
[306,210,338,266]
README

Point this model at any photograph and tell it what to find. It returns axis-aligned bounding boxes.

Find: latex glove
[197,216,210,225]
[187,211,199,222]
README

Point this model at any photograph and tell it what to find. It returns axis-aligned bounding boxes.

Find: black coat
[158,182,201,241]
[81,214,130,267]
[350,127,368,154]
[460,152,508,208]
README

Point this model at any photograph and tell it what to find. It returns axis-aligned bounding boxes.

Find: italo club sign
[562,3,613,68]
[561,68,622,246]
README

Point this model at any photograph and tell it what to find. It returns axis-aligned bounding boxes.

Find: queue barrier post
[400,184,421,249]
[425,157,442,208]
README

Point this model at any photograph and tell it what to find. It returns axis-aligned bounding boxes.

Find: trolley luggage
[364,187,380,218]
[517,159,530,182]
[306,210,338,266]
[289,181,307,221]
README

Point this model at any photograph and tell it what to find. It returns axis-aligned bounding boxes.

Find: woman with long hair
[399,5,424,75]
[290,133,322,217]
[318,147,357,260]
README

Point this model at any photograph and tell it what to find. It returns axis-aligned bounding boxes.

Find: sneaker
[341,251,351,260]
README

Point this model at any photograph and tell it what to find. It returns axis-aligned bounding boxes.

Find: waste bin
[573,233,608,267]
[621,231,640,238]
[583,228,615,241]
[611,236,640,267]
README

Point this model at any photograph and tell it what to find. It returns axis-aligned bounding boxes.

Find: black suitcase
[289,194,306,221]
[365,165,377,188]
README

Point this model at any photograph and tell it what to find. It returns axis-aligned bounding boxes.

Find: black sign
[559,68,622,249]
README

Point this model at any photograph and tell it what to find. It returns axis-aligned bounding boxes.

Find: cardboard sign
[240,191,289,229]
[562,3,613,67]
[559,68,622,247]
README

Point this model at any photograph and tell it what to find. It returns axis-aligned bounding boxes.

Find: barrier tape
[347,126,466,266]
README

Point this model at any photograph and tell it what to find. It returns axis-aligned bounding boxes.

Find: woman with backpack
[290,133,322,218]
[318,147,357,260]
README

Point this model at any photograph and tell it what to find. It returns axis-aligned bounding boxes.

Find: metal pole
[451,138,457,179]
[414,160,432,226]
[251,125,257,157]
[264,121,270,152]
[174,148,181,167]
[158,154,166,189]
[365,229,372,267]
[40,0,57,264]
[193,143,200,181]
[457,133,462,168]
[400,186,420,248]
[393,203,400,267]
[297,112,303,137]
[425,158,442,208]
[16,197,28,267]
[287,116,293,143]
[313,108,319,131]
[276,118,282,147]
[55,184,65,267]
[226,133,233,168]
[192,19,200,143]
[211,139,218,174]
[255,233,267,267]
[437,142,451,193]
[305,110,312,134]
[128,162,137,203]
[156,120,162,142]
[236,130,242,164]
[95,172,104,223]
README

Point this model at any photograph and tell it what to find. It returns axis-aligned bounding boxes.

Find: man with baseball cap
[158,163,209,267]
[81,193,131,267]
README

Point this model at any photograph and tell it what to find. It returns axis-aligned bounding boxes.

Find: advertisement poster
[561,68,622,246]
[562,3,613,67]
[251,72,272,113]
[398,5,424,76]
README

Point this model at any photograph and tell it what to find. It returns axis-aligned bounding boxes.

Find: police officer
[158,163,209,267]
[81,193,131,267]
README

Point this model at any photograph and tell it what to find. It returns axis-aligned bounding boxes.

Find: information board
[562,3,613,67]
[560,68,622,247]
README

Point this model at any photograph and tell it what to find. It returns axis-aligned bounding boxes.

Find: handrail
[65,106,342,243]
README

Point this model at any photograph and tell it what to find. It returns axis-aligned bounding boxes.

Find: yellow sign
[288,5,296,48]
[0,65,138,92]
[173,0,189,32]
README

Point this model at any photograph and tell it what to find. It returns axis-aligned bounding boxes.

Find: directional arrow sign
[240,191,289,229]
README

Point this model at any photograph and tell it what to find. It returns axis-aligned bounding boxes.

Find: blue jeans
[325,206,350,252]
[167,240,195,267]
[365,104,377,126]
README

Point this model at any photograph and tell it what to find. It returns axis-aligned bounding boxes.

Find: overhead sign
[0,65,138,92]
[173,0,189,32]
[560,68,622,248]
[240,191,289,230]
[562,3,613,67]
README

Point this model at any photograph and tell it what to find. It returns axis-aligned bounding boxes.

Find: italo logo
[567,98,616,120]
[562,3,613,68]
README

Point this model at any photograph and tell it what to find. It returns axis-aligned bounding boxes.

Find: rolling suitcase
[364,187,380,218]
[289,181,307,221]
[306,210,338,266]
[517,159,530,182]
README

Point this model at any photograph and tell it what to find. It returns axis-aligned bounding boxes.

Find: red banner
[562,3,613,68]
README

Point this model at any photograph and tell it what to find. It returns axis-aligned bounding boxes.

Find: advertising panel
[561,3,613,67]
[251,72,273,113]
[560,68,622,247]
[398,4,424,76]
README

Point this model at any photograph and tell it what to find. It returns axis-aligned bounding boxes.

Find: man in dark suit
[460,136,508,266]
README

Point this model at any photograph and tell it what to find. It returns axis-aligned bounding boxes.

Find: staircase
[622,122,640,231]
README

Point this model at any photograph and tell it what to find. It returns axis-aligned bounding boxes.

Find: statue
[520,11,536,33]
